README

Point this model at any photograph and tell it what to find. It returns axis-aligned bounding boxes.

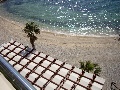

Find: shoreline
[0,15,119,42]
[0,9,119,38]
[0,14,120,90]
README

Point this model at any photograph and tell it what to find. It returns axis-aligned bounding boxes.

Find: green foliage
[23,22,40,49]
[23,22,40,36]
[79,60,101,76]
[94,67,101,76]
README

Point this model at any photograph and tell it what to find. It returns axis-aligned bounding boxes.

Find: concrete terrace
[0,72,16,90]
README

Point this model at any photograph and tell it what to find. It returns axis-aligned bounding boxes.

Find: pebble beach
[0,15,120,90]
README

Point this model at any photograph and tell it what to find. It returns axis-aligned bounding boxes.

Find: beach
[0,15,120,90]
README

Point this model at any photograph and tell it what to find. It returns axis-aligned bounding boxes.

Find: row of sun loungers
[0,40,105,90]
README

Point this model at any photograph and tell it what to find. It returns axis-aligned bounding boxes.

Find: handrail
[111,82,120,90]
[0,55,36,90]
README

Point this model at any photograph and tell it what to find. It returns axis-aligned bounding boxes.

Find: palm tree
[79,61,101,76]
[23,22,40,49]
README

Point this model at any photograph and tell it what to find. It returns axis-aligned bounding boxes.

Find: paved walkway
[0,72,16,90]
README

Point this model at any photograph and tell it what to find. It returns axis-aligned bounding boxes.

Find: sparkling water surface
[0,0,120,36]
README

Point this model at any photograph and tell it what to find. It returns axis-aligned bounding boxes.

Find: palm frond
[79,61,85,70]
[93,63,99,67]
[94,67,101,76]
[79,60,101,76]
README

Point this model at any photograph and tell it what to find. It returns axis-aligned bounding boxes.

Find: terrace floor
[0,72,16,90]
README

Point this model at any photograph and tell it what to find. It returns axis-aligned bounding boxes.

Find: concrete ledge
[0,72,16,90]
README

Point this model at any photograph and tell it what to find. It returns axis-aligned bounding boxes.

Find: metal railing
[0,55,36,90]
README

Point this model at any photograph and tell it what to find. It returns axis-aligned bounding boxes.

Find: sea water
[0,0,120,36]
